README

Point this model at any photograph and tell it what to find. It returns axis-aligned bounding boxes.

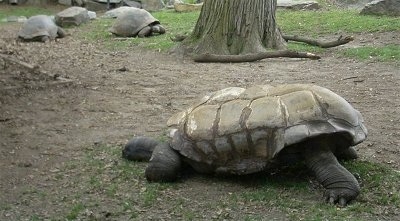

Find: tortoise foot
[324,187,360,207]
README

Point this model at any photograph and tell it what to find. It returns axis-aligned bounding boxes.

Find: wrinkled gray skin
[123,84,366,207]
[18,15,66,42]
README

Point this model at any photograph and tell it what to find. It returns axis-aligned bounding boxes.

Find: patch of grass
[341,45,400,62]
[236,160,400,220]
[29,215,41,221]
[14,141,399,220]
[56,144,174,218]
[77,10,200,51]
[66,203,85,220]
[344,161,400,207]
[277,10,400,35]
[287,42,325,53]
[170,197,197,220]
[141,183,161,207]
[0,6,55,20]
[77,8,400,56]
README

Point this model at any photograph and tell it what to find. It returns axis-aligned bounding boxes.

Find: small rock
[140,0,165,12]
[55,6,90,27]
[174,2,203,12]
[123,0,142,8]
[102,6,139,18]
[88,11,97,20]
[277,0,320,10]
[360,0,400,16]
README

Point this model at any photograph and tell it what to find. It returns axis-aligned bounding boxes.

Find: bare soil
[0,12,399,220]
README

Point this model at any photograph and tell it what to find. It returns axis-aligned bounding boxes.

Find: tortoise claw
[338,197,347,207]
[328,196,336,204]
[324,190,354,207]
[325,192,338,205]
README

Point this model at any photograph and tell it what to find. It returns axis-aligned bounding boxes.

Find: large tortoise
[18,15,66,42]
[109,8,165,38]
[123,84,367,206]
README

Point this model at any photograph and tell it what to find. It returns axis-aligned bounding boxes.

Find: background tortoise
[18,15,66,42]
[109,8,165,38]
[123,84,367,206]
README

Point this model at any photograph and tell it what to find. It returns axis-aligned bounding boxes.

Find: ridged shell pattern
[167,84,367,175]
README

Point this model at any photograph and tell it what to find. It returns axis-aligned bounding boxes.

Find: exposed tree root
[172,34,354,63]
[193,50,321,63]
[282,35,354,48]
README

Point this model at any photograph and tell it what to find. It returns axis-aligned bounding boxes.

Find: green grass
[0,6,55,20]
[287,42,325,53]
[10,142,399,220]
[53,144,173,219]
[76,10,200,51]
[4,6,399,63]
[66,203,85,220]
[277,9,400,35]
[342,45,400,62]
[237,160,400,220]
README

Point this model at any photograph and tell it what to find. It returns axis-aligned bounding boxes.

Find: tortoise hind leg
[145,143,182,182]
[303,139,360,206]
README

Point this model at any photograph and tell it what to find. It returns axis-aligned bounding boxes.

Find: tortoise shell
[18,15,59,40]
[167,84,367,174]
[109,8,159,37]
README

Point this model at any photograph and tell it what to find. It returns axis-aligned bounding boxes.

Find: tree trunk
[180,0,286,55]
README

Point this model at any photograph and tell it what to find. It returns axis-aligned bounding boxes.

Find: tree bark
[179,0,286,56]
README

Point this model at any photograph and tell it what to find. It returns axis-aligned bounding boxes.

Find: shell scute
[312,86,359,126]
[207,87,245,104]
[280,90,324,126]
[186,105,219,140]
[247,96,284,129]
[218,99,248,136]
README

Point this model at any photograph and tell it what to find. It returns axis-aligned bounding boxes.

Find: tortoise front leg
[41,36,50,42]
[303,139,360,206]
[57,27,67,38]
[145,143,182,182]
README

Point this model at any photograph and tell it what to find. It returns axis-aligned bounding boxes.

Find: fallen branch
[0,53,40,71]
[282,35,354,48]
[340,76,359,81]
[0,53,72,83]
[193,50,321,63]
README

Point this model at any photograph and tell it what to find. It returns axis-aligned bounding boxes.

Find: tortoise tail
[122,137,160,161]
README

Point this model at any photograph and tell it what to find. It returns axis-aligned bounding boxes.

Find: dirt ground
[0,10,399,220]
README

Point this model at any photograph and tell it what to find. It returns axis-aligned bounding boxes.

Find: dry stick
[0,53,72,83]
[282,35,354,48]
[0,53,40,71]
[193,50,321,63]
